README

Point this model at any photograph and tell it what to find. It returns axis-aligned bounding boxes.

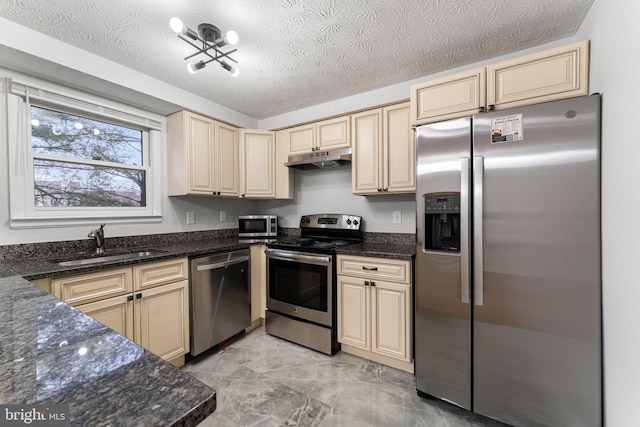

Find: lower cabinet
[248,243,267,330]
[53,257,190,367]
[337,254,413,373]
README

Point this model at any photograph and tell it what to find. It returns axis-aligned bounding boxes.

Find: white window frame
[6,78,163,229]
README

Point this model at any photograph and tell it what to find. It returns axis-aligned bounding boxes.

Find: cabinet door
[371,280,411,362]
[187,112,216,193]
[275,129,294,199]
[337,275,370,350]
[410,67,486,126]
[77,295,134,341]
[240,129,275,198]
[487,40,589,110]
[352,109,382,195]
[317,115,351,150]
[135,280,189,361]
[288,123,315,155]
[383,102,415,194]
[215,121,240,196]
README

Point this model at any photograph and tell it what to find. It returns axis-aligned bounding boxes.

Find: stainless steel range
[265,213,363,355]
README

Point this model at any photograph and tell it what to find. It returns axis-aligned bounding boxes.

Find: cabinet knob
[479,106,485,113]
[383,188,388,192]
[377,188,382,192]
[488,104,495,111]
[364,281,370,286]
[136,293,142,299]
[127,295,134,302]
[371,281,376,287]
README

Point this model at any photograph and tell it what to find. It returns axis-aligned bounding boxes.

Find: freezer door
[415,118,472,410]
[472,95,601,427]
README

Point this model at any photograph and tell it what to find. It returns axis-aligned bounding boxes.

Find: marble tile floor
[181,327,506,427]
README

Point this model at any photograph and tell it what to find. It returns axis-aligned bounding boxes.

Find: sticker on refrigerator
[491,113,523,144]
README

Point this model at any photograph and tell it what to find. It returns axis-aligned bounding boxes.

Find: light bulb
[74,122,83,130]
[169,17,184,33]
[231,66,240,77]
[187,61,206,74]
[225,30,239,46]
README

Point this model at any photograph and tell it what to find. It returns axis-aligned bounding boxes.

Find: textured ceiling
[0,0,594,119]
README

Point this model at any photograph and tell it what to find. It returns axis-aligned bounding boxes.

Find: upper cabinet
[352,102,415,195]
[410,40,590,126]
[410,68,486,127]
[287,115,351,155]
[240,129,276,198]
[166,110,239,196]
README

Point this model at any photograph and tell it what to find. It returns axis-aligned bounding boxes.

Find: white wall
[574,1,640,425]
[259,166,416,233]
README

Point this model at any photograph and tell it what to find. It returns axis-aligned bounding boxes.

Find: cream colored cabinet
[410,68,486,126]
[287,115,351,155]
[410,40,589,126]
[352,102,415,195]
[54,257,190,366]
[240,129,276,198]
[487,40,589,110]
[248,244,267,331]
[337,254,413,373]
[166,110,239,197]
[274,129,294,199]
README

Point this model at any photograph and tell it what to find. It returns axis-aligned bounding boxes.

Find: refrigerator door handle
[460,157,470,304]
[473,155,484,306]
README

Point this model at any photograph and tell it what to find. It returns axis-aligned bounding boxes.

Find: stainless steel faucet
[88,223,106,254]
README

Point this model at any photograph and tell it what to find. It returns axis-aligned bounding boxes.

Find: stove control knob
[346,219,352,225]
[353,220,359,226]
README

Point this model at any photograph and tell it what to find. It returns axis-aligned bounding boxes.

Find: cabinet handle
[362,266,378,271]
[127,295,133,301]
[479,106,485,113]
[383,188,388,192]
[377,188,382,192]
[488,104,495,111]
[371,281,376,287]
[136,293,142,299]
[364,280,370,286]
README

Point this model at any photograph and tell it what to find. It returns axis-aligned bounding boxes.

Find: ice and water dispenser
[424,193,460,252]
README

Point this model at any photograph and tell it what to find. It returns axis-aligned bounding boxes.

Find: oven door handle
[265,248,331,264]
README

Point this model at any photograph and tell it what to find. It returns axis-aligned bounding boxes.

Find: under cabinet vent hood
[285,148,352,170]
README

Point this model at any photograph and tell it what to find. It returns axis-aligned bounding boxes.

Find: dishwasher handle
[196,255,249,271]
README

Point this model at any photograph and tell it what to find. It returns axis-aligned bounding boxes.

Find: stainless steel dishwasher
[190,249,250,356]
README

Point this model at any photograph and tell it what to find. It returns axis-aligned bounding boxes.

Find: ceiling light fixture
[170,17,239,77]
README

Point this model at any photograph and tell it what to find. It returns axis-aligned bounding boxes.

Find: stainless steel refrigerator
[415,95,602,427]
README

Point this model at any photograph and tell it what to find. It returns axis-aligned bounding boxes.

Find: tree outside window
[30,106,147,208]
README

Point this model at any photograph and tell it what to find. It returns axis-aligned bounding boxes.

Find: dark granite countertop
[0,275,216,426]
[0,238,250,280]
[335,242,415,260]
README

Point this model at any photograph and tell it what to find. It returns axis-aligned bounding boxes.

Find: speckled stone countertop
[335,242,415,260]
[0,275,216,426]
[0,238,250,280]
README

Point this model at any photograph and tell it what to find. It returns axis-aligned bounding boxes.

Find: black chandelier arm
[178,34,238,65]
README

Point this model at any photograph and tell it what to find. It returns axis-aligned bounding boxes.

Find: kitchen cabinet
[352,102,415,195]
[53,258,190,366]
[410,40,589,126]
[287,115,351,155]
[166,110,239,197]
[337,254,413,373]
[249,243,267,330]
[275,129,294,199]
[240,129,276,198]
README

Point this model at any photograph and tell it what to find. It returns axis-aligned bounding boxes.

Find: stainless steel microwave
[238,215,278,238]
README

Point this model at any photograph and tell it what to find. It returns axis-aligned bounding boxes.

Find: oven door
[265,248,332,327]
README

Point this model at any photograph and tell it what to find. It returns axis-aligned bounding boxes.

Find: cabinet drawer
[133,257,188,291]
[53,268,132,306]
[337,255,411,284]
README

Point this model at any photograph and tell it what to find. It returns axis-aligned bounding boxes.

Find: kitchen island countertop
[0,275,216,426]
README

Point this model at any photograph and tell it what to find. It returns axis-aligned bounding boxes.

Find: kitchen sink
[53,249,167,267]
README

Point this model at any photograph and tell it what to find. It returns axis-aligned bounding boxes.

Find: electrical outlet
[220,211,227,222]
[392,211,402,224]
[186,211,195,225]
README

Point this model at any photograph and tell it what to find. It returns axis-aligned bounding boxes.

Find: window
[6,78,162,228]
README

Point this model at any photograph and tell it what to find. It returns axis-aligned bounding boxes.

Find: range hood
[285,147,352,170]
